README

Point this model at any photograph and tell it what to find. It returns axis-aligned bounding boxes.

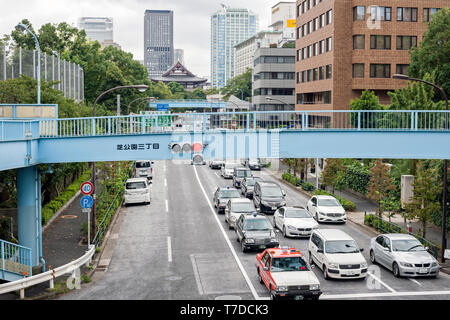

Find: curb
[42,190,82,233]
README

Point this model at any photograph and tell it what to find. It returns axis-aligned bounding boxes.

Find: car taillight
[151,168,153,173]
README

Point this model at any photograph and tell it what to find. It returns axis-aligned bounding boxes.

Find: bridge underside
[0,130,444,169]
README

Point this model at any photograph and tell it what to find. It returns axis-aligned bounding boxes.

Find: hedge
[314,189,357,212]
[41,169,91,225]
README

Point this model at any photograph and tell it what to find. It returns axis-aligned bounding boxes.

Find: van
[133,160,153,180]
[253,181,286,215]
[124,178,151,206]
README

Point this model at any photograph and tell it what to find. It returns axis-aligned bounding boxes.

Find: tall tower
[211,7,258,89]
[144,10,174,79]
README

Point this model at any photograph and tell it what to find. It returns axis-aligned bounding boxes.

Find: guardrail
[35,110,450,139]
[0,104,58,120]
[364,213,440,258]
[1,239,33,279]
[0,245,95,298]
[0,120,40,141]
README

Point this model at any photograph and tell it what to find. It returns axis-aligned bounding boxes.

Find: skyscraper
[211,7,258,89]
[78,17,114,43]
[144,10,174,79]
[174,49,185,65]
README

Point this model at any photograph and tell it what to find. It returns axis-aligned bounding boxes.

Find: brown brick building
[295,0,447,111]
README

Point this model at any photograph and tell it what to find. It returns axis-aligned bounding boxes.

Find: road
[60,160,450,300]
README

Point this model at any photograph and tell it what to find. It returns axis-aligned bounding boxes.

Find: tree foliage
[221,68,252,101]
[367,159,396,217]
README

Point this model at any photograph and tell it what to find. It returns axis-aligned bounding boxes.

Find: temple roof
[151,61,207,83]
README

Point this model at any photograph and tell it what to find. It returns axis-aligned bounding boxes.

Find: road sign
[80,195,94,209]
[157,104,169,112]
[80,181,94,195]
[82,208,91,214]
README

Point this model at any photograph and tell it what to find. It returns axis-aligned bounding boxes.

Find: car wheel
[258,269,264,284]
[392,262,401,278]
[283,226,288,238]
[241,241,247,253]
[369,250,377,264]
[270,289,277,300]
[308,252,314,266]
[323,265,330,280]
[315,213,319,222]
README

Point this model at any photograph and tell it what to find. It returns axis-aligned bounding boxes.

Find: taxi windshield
[243,219,272,231]
[219,189,240,198]
[231,202,254,212]
[271,257,310,272]
[236,170,251,178]
[245,179,257,186]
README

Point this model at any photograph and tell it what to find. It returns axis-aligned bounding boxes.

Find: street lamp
[265,96,293,110]
[127,96,156,114]
[91,84,148,243]
[393,73,449,262]
[16,23,41,104]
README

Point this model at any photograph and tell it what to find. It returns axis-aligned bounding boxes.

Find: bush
[282,171,302,187]
[314,189,357,212]
[301,182,314,191]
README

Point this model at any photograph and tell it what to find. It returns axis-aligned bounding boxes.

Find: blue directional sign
[156,104,169,112]
[80,195,94,209]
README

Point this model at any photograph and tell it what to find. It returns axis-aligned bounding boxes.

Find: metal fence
[0,45,84,102]
[1,238,33,278]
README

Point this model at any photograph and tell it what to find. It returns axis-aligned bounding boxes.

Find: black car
[253,181,286,215]
[241,177,263,198]
[209,160,225,169]
[235,213,279,252]
[213,187,241,213]
[246,158,261,170]
[232,167,252,189]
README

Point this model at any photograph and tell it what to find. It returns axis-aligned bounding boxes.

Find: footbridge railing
[1,239,33,280]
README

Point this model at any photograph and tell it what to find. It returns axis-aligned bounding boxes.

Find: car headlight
[277,286,288,292]
[270,238,278,243]
[310,284,320,291]
[287,225,296,230]
[399,262,413,267]
[245,238,255,244]
[230,216,236,221]
[360,262,368,268]
[431,262,438,267]
[318,211,326,216]
[328,263,339,269]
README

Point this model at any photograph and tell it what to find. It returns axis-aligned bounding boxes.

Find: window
[297,27,301,39]
[297,49,301,61]
[297,72,300,83]
[319,66,325,80]
[370,35,391,49]
[326,64,332,79]
[352,63,365,78]
[308,45,312,58]
[353,35,365,49]
[353,6,365,21]
[313,68,318,81]
[313,42,318,56]
[397,7,418,22]
[396,64,409,75]
[302,24,306,37]
[308,20,313,34]
[297,4,302,17]
[320,14,325,28]
[369,6,391,21]
[326,37,332,52]
[307,69,312,82]
[302,47,306,59]
[319,40,325,54]
[423,8,440,22]
[302,1,306,14]
[396,36,417,50]
[324,91,331,104]
[302,71,306,82]
[370,64,391,78]
[314,18,319,31]
[326,9,333,24]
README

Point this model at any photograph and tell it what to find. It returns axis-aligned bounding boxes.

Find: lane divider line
[167,236,173,263]
[408,278,422,286]
[321,290,450,300]
[165,199,169,212]
[190,254,205,295]
[193,165,260,300]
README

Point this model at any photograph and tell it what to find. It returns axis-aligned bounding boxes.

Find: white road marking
[193,165,260,300]
[165,199,169,212]
[167,236,172,263]
[409,278,422,286]
[164,178,167,187]
[321,290,450,300]
[214,172,220,178]
[367,272,396,293]
[190,254,204,295]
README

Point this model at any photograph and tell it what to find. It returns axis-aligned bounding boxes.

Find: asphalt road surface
[61,160,450,300]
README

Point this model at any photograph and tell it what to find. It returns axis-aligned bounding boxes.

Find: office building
[174,49,185,65]
[211,6,258,89]
[78,17,114,44]
[295,0,446,111]
[144,10,174,79]
[270,2,297,45]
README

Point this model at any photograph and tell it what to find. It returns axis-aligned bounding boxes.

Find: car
[213,186,241,213]
[273,206,319,238]
[232,167,252,189]
[235,213,279,252]
[256,247,322,300]
[221,162,239,179]
[369,233,439,278]
[306,195,346,223]
[241,177,263,198]
[224,198,256,229]
[253,181,286,215]
[209,159,225,169]
[124,178,151,206]
[308,229,368,280]
[133,160,153,180]
[247,158,261,170]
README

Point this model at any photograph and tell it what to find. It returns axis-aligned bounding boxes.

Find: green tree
[221,68,252,101]
[350,90,385,128]
[321,159,345,194]
[367,159,396,217]
[404,162,442,238]
[408,8,450,98]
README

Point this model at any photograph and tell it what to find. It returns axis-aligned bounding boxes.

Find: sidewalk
[265,166,450,272]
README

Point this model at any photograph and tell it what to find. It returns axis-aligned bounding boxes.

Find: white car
[124,178,151,206]
[221,162,239,179]
[308,229,368,279]
[133,160,153,180]
[224,198,256,229]
[274,206,319,238]
[307,195,346,223]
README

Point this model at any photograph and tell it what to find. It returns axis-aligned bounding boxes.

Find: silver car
[369,234,439,278]
[224,198,256,229]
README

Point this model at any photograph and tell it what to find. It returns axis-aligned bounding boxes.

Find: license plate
[419,268,428,274]
[259,245,266,249]
[271,207,277,210]
[294,295,304,300]
[346,271,356,275]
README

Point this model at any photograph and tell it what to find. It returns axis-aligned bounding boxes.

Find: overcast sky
[0,0,282,78]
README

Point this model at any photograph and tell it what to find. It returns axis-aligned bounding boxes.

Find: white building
[210,6,258,89]
[234,30,283,77]
[269,2,296,46]
[78,17,114,44]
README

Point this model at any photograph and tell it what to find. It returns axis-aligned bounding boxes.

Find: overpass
[1,109,449,280]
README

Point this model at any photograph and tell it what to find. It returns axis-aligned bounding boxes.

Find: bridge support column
[17,165,41,267]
